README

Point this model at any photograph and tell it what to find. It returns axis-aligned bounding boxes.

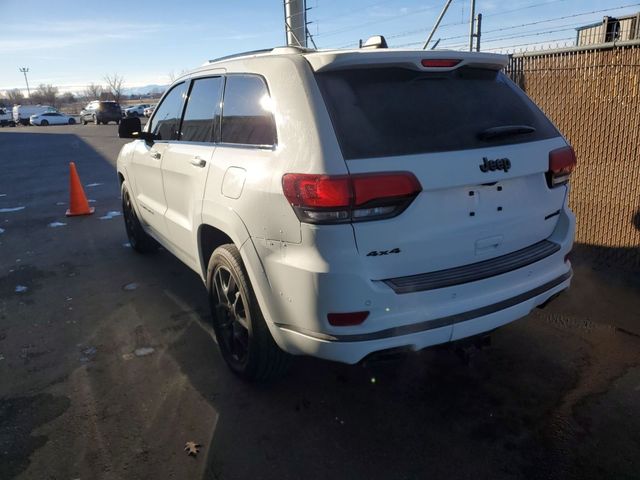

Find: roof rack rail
[208,45,313,64]
[208,49,273,64]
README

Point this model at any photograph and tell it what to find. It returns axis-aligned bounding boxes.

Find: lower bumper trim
[275,270,572,343]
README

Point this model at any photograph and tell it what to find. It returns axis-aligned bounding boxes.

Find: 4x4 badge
[479,157,511,173]
[367,248,401,257]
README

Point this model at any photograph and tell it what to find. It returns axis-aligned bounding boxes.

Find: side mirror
[118,117,142,139]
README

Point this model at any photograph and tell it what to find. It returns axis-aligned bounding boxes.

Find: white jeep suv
[117,47,576,380]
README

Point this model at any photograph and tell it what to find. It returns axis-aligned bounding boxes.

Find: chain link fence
[506,40,640,269]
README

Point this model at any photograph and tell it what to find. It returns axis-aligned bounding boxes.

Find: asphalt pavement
[1,123,639,480]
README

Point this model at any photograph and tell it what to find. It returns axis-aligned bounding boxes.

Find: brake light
[548,146,576,187]
[282,172,421,224]
[421,59,461,68]
[328,311,369,326]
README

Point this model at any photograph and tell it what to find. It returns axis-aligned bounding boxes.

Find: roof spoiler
[306,51,509,73]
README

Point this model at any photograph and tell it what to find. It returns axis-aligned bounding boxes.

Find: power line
[389,0,572,42]
[315,2,440,39]
[386,1,640,48]
[438,2,640,42]
[312,0,398,24]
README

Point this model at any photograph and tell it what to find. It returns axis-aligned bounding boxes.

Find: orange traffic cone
[66,162,95,217]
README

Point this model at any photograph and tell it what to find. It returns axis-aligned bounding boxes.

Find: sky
[0,0,637,94]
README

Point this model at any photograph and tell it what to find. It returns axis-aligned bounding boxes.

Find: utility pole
[284,0,307,48]
[19,67,30,98]
[475,13,482,51]
[423,0,454,49]
[468,0,476,51]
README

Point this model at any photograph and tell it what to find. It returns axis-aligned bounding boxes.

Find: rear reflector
[548,146,577,187]
[421,59,461,68]
[282,172,421,224]
[328,311,369,326]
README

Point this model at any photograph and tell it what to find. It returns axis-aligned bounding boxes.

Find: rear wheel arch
[199,224,234,282]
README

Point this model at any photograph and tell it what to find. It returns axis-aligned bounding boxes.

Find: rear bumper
[245,207,575,364]
[273,270,570,364]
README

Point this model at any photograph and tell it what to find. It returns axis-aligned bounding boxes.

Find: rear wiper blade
[478,125,536,140]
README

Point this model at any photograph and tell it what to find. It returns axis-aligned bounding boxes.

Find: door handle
[190,156,207,168]
[150,150,161,159]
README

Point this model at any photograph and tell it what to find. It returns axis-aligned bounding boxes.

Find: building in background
[576,13,640,46]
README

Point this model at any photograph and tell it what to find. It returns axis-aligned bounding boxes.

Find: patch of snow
[134,347,155,357]
[123,242,131,248]
[99,211,121,220]
[88,199,96,203]
[0,228,4,234]
[15,285,28,293]
[55,201,66,206]
[0,206,25,213]
[0,193,6,197]
[85,182,103,187]
[123,282,138,291]
[48,221,67,228]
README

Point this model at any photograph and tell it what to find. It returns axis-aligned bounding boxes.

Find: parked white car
[117,46,576,381]
[123,104,150,117]
[143,105,156,117]
[13,104,56,125]
[0,107,15,127]
[30,111,76,126]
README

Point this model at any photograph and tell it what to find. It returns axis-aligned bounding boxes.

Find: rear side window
[150,82,187,141]
[316,67,559,160]
[180,77,223,143]
[221,75,276,146]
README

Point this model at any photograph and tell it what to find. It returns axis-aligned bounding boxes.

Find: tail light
[282,172,421,224]
[548,146,576,187]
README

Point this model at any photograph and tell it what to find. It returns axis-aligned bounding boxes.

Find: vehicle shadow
[168,246,640,480]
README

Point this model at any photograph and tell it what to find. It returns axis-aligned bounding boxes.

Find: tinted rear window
[315,67,559,160]
[221,75,276,146]
[100,102,120,111]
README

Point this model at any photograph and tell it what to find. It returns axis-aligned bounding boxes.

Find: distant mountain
[122,84,168,96]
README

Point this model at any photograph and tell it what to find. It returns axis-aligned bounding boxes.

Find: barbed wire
[322,0,575,47]
[343,1,640,51]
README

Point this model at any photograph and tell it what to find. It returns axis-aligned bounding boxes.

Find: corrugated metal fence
[506,40,640,269]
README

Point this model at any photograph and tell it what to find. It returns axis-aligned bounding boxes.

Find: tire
[68,118,76,125]
[40,120,48,126]
[116,119,120,125]
[121,183,158,253]
[94,116,99,125]
[82,118,87,125]
[207,244,290,381]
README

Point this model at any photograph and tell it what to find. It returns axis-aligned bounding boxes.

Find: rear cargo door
[316,65,568,280]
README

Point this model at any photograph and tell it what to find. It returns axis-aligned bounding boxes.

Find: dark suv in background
[81,101,122,125]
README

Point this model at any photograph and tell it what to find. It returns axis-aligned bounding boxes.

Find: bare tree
[60,91,76,104]
[104,73,125,103]
[6,88,25,104]
[31,84,59,107]
[83,83,103,100]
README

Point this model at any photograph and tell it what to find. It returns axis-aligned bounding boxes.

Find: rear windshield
[100,102,121,111]
[315,67,559,160]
